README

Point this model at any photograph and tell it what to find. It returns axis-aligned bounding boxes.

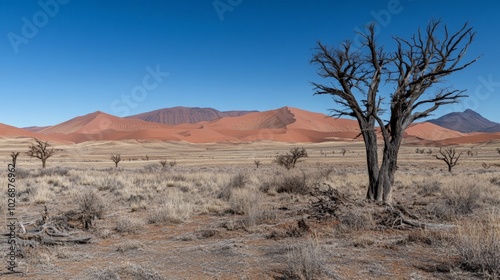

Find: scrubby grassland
[0,139,499,279]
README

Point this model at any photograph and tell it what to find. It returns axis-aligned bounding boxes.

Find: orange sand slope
[1,107,499,144]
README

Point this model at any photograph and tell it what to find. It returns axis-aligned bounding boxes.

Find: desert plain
[0,135,499,280]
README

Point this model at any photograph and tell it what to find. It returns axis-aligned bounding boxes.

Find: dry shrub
[75,189,106,219]
[416,179,442,196]
[405,229,452,247]
[228,188,263,228]
[116,240,144,253]
[32,186,53,204]
[87,264,165,280]
[37,167,70,177]
[338,208,374,231]
[490,177,500,187]
[115,218,143,234]
[455,211,500,278]
[276,172,310,195]
[147,191,193,224]
[432,184,480,220]
[284,238,327,280]
[218,173,248,201]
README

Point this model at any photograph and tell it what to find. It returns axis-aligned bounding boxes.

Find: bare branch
[26,138,55,168]
[435,147,462,172]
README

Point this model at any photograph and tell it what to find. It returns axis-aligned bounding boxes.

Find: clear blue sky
[1,0,499,127]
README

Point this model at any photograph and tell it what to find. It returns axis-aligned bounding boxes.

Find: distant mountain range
[428,109,500,133]
[1,107,498,144]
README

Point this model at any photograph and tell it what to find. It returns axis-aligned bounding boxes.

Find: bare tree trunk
[364,131,380,200]
[377,136,402,204]
[42,159,47,168]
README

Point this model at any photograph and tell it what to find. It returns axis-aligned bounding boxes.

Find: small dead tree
[254,160,261,168]
[11,152,20,167]
[340,148,347,156]
[435,148,461,172]
[111,154,121,168]
[26,138,55,168]
[274,147,308,170]
[159,160,167,168]
[496,148,500,155]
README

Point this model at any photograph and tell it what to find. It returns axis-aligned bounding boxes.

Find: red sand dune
[405,122,465,141]
[0,123,66,143]
[206,107,296,131]
[436,132,500,145]
[39,111,169,135]
[15,107,498,144]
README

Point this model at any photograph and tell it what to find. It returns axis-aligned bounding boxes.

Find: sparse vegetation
[274,147,308,170]
[2,140,499,279]
[254,159,261,168]
[340,148,347,156]
[26,138,55,168]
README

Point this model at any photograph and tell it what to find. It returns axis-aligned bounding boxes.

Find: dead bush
[228,173,248,189]
[490,177,500,187]
[431,184,480,220]
[115,218,143,234]
[284,238,327,280]
[338,209,374,231]
[147,193,193,224]
[276,172,310,195]
[115,240,144,253]
[75,189,106,219]
[416,180,442,196]
[455,212,500,278]
[87,264,165,280]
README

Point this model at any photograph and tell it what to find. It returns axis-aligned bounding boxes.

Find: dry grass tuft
[416,179,442,196]
[275,171,310,195]
[455,211,500,278]
[284,238,328,280]
[338,208,374,231]
[115,218,144,234]
[75,189,106,219]
[431,184,480,220]
[147,191,193,224]
[85,263,165,280]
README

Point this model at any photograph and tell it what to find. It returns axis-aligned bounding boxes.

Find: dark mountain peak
[428,109,500,133]
[126,107,257,125]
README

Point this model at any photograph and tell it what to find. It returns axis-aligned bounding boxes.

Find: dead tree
[340,148,347,156]
[10,152,20,167]
[274,147,308,170]
[111,154,121,168]
[254,159,261,168]
[26,138,55,168]
[435,147,462,172]
[497,148,500,155]
[311,20,478,203]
